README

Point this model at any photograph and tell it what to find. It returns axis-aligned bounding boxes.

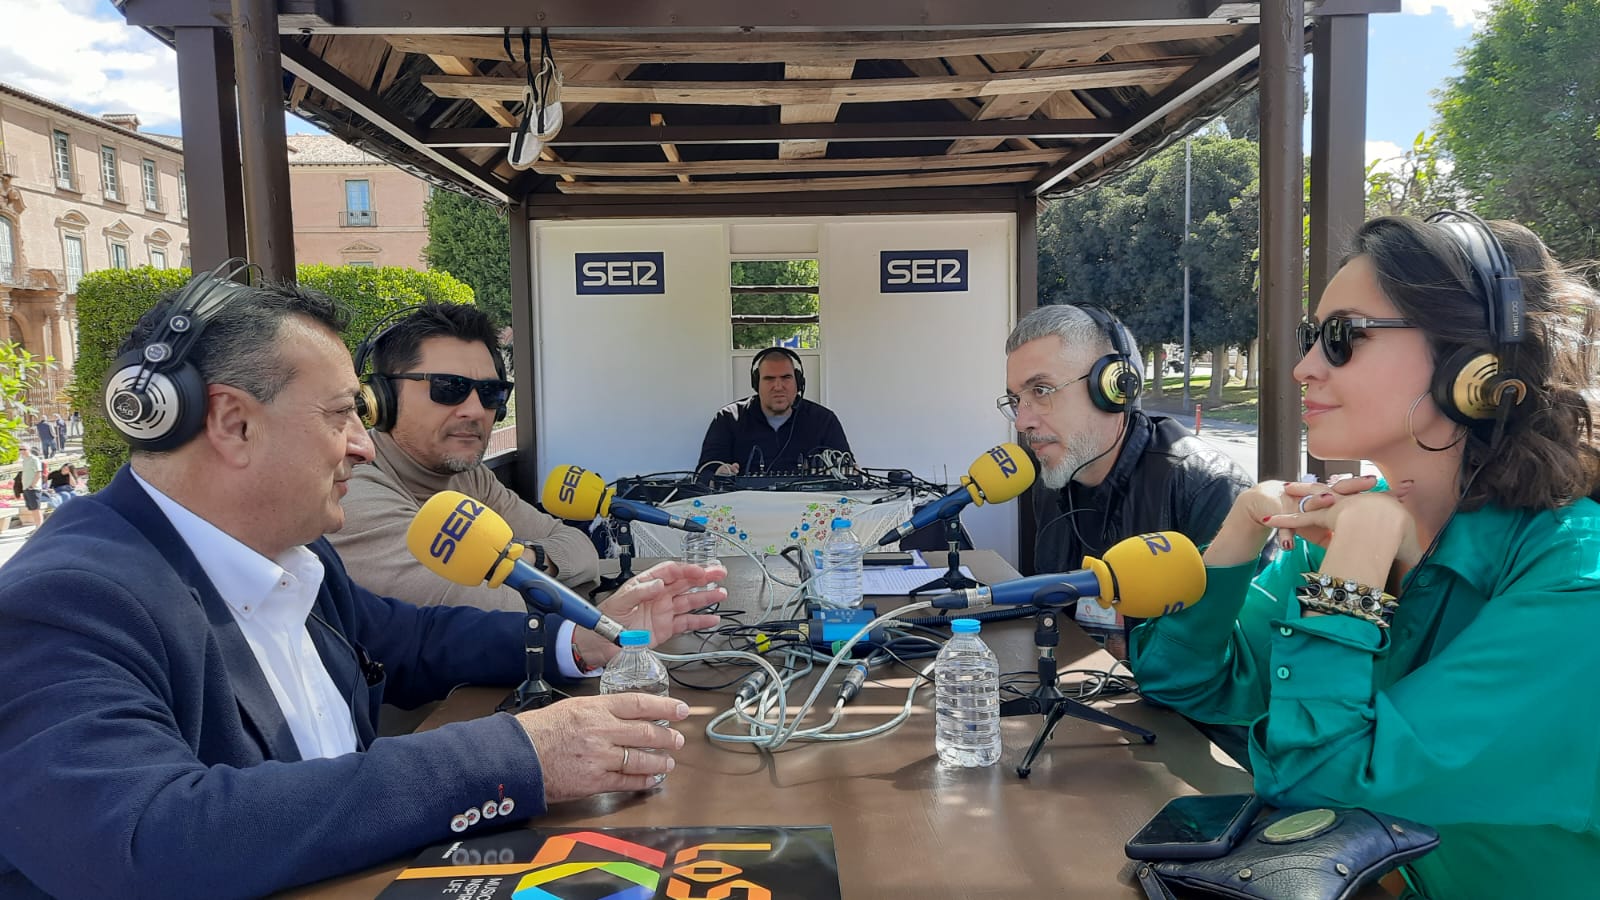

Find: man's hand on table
[516,693,689,800]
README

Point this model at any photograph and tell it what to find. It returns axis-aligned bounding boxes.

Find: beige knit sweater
[327,430,601,612]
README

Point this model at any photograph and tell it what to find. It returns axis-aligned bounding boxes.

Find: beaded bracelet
[1295,572,1399,628]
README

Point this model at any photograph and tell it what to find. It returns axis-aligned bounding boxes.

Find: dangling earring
[1408,393,1466,452]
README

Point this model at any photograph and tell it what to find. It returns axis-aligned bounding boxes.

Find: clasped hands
[1209,474,1422,570]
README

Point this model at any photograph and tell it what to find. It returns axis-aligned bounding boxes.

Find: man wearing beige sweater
[332,304,715,677]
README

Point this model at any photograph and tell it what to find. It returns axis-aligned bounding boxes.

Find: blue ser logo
[881,250,968,293]
[576,252,666,295]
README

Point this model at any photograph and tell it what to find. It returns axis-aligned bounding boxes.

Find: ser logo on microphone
[1137,532,1174,556]
[987,444,1019,476]
[556,465,586,505]
[430,497,487,564]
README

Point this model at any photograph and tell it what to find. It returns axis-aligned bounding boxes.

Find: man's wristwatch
[525,542,548,572]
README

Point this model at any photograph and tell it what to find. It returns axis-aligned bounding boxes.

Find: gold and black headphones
[1424,210,1528,428]
[1080,305,1142,413]
[103,259,256,452]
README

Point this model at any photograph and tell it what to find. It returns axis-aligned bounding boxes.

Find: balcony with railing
[341,209,376,227]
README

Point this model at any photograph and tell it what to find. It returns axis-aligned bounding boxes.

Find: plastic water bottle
[597,630,672,785]
[681,516,720,595]
[820,517,863,608]
[935,619,1001,767]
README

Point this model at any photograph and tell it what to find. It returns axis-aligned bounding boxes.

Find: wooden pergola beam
[553,168,1040,195]
[426,118,1126,147]
[420,59,1194,106]
[380,25,1242,65]
[530,148,1067,177]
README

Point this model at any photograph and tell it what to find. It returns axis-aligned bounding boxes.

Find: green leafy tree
[0,342,46,464]
[1437,0,1600,262]
[1365,131,1462,219]
[731,259,820,350]
[424,189,512,329]
[1039,135,1261,399]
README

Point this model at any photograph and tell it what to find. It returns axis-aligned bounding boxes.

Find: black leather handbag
[1134,807,1440,900]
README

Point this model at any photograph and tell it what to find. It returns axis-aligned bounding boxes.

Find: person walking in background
[53,415,67,452]
[16,446,43,529]
[32,418,54,460]
[69,411,82,438]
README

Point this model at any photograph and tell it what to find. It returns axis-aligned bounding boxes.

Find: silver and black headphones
[103,259,257,452]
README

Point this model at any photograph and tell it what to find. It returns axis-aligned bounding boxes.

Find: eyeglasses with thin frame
[1297,315,1415,367]
[996,372,1090,422]
[384,372,514,409]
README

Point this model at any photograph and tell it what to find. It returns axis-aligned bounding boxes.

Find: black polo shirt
[696,396,852,473]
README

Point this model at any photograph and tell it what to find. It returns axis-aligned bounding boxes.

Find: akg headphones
[103,259,256,452]
[352,305,509,431]
[749,346,806,398]
[1079,305,1142,413]
[1424,210,1528,428]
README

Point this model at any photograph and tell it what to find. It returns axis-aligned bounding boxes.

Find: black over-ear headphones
[353,305,509,431]
[1424,210,1528,428]
[1079,305,1142,413]
[749,346,806,398]
[103,259,256,452]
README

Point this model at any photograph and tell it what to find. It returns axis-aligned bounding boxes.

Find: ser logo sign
[556,465,587,505]
[576,252,666,295]
[428,496,486,565]
[880,249,968,293]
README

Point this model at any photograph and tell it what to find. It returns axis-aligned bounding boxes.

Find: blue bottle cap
[950,619,981,634]
[690,515,709,525]
[831,517,852,529]
[619,630,652,647]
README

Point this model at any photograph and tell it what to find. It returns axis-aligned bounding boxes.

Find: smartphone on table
[1124,793,1264,861]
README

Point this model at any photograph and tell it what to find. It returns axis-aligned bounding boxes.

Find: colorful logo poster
[380,826,838,900]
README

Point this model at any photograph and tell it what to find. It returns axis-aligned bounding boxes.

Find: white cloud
[1400,0,1494,29]
[1366,140,1408,175]
[0,0,181,132]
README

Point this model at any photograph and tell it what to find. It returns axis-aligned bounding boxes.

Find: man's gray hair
[1005,304,1141,368]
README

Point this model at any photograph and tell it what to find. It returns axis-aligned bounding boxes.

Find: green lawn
[1144,374,1260,425]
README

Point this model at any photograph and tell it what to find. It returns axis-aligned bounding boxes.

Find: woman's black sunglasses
[1297,315,1414,367]
[385,372,513,409]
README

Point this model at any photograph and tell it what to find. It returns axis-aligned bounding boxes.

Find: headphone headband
[750,346,806,396]
[1425,210,1526,348]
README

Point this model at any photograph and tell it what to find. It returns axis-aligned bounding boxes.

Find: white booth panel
[819,215,1018,563]
[533,223,730,481]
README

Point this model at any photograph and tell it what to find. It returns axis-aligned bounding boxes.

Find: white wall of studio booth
[529,213,1020,564]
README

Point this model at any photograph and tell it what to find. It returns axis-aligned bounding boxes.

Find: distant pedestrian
[33,419,55,460]
[53,414,67,451]
[69,411,82,437]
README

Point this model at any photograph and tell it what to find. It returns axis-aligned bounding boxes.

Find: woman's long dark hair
[1351,216,1600,511]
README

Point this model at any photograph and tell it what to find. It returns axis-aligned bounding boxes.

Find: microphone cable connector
[735,669,772,705]
[837,662,869,704]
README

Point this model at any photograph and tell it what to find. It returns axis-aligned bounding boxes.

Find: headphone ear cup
[103,350,208,452]
[357,377,397,432]
[1431,346,1511,426]
[1088,354,1135,413]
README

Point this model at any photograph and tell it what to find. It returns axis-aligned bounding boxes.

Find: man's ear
[203,385,256,467]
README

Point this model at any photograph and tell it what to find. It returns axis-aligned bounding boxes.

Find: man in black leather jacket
[1003,305,1251,657]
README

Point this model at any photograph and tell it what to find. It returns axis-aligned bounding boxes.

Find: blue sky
[0,0,1489,165]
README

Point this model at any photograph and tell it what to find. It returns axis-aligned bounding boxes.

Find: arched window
[0,216,14,283]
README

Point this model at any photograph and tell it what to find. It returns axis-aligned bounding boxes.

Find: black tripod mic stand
[908,516,980,596]
[999,583,1155,778]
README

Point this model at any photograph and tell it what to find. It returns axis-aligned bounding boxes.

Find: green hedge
[72,265,476,488]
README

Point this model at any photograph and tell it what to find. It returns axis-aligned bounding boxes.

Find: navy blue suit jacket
[0,467,558,897]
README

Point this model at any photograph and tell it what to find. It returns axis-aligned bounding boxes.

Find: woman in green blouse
[1128,213,1600,899]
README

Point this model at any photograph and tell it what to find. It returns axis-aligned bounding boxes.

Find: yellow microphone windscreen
[964,442,1036,505]
[406,491,523,589]
[541,464,612,520]
[1085,531,1207,618]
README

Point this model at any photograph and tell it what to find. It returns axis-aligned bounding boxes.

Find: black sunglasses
[385,373,513,409]
[1297,315,1415,367]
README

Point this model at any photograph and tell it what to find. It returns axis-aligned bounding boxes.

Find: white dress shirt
[132,471,359,759]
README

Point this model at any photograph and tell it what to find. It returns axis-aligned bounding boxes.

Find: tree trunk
[1244,338,1259,389]
[1208,343,1227,406]
[1149,347,1166,399]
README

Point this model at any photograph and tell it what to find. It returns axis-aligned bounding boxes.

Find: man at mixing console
[697,347,853,476]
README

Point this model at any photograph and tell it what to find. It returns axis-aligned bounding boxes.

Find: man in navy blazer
[0,278,723,897]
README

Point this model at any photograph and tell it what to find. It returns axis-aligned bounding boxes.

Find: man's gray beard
[1034,431,1103,491]
[437,449,484,474]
